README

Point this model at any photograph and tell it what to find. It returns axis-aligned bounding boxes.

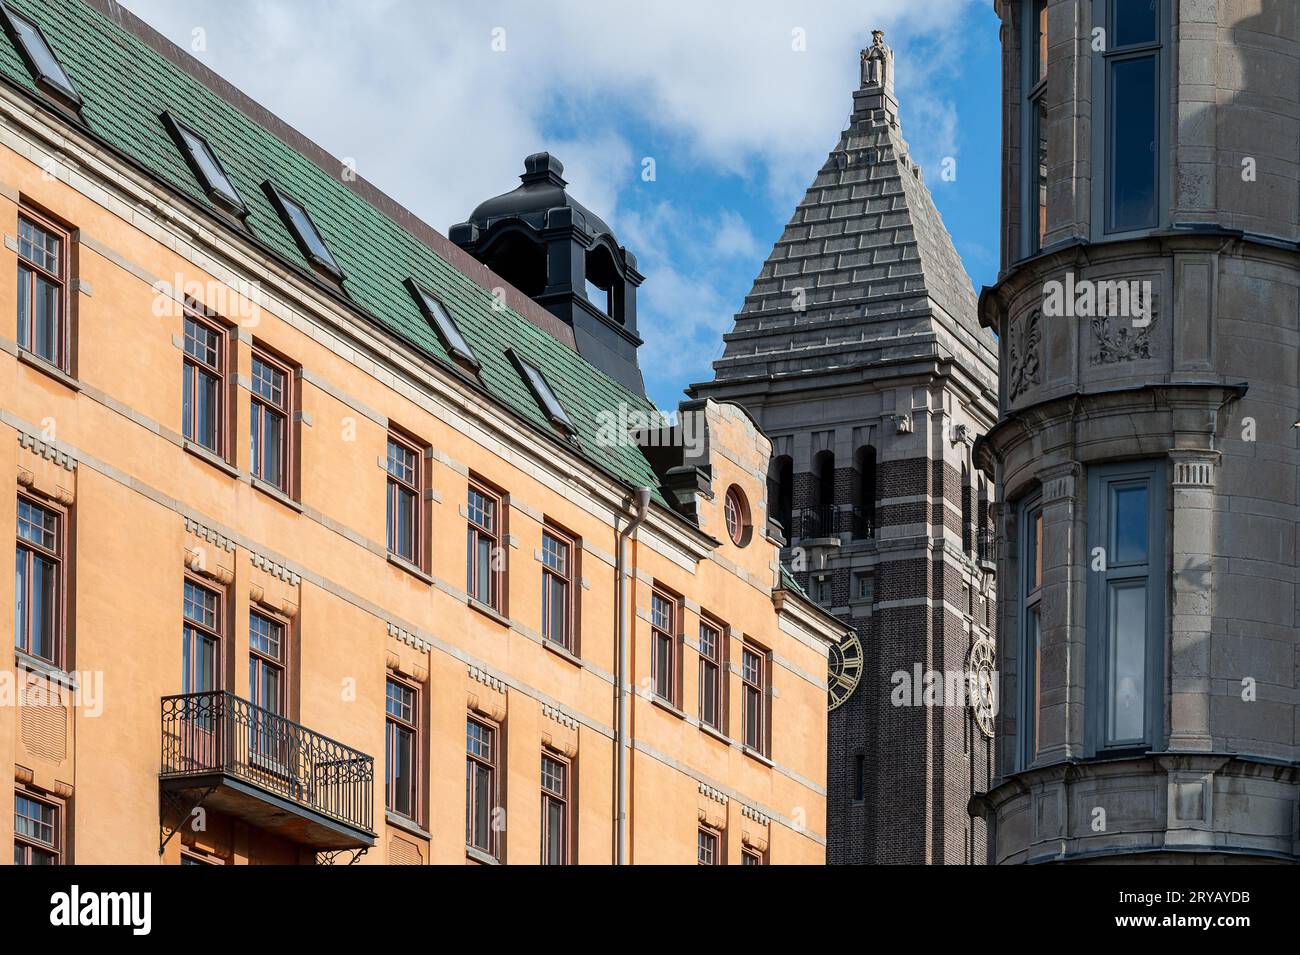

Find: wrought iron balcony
[800,505,837,538]
[160,691,375,851]
[797,505,876,540]
[977,524,997,572]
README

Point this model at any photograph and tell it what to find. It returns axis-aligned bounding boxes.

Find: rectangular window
[15,496,62,665]
[466,717,497,857]
[182,310,226,455]
[1099,0,1164,234]
[162,112,246,215]
[263,181,343,280]
[742,846,764,866]
[386,678,418,820]
[386,434,421,566]
[1018,496,1044,768]
[697,827,719,866]
[13,790,59,865]
[1020,0,1048,255]
[540,752,570,865]
[17,213,68,369]
[541,528,573,650]
[1,7,81,105]
[650,590,678,704]
[1087,461,1165,754]
[182,579,221,695]
[698,619,723,731]
[250,350,291,493]
[742,645,768,754]
[248,611,285,761]
[467,482,502,610]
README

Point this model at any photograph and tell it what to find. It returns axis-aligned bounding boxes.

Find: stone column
[1035,462,1085,763]
[1166,450,1218,751]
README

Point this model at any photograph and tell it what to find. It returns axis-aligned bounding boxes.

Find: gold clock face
[827,630,863,711]
[969,638,997,739]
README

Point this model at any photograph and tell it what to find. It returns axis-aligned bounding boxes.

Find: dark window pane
[1113,0,1157,47]
[17,264,30,348]
[30,554,56,661]
[1108,55,1158,231]
[14,546,25,649]
[1107,582,1147,742]
[1113,485,1149,563]
[33,274,58,363]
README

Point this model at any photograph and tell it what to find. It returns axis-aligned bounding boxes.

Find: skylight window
[508,349,577,439]
[404,278,479,370]
[1,4,81,106]
[162,112,245,215]
[262,181,343,281]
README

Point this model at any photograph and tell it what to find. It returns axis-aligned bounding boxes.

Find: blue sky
[121,0,1002,410]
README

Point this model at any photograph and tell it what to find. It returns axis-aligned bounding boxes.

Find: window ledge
[650,696,687,721]
[387,552,434,585]
[465,846,499,866]
[251,476,303,512]
[466,596,510,628]
[183,440,239,479]
[15,649,77,689]
[742,745,774,768]
[699,723,731,746]
[18,350,81,391]
[385,811,430,841]
[542,638,583,668]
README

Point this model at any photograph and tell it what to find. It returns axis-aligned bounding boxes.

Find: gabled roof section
[706,31,996,388]
[0,0,665,500]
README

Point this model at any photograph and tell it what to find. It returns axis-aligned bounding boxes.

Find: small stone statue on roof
[860,29,889,89]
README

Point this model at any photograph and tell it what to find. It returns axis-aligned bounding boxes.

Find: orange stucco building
[1,0,841,865]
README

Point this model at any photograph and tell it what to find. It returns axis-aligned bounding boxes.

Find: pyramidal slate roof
[709,32,996,386]
[0,0,666,499]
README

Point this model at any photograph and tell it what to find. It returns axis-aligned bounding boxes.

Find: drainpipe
[615,486,652,865]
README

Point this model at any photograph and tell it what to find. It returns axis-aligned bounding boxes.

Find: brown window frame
[247,609,288,766]
[385,431,424,569]
[650,588,680,706]
[16,208,71,372]
[724,485,748,545]
[15,494,66,667]
[742,641,770,756]
[697,825,721,866]
[466,480,504,611]
[540,751,571,865]
[249,347,294,495]
[181,306,230,458]
[385,675,420,822]
[698,617,725,732]
[540,525,575,652]
[741,845,765,865]
[465,715,499,858]
[13,787,62,865]
[181,576,224,695]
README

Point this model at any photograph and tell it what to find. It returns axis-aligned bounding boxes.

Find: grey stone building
[972,0,1300,863]
[691,33,1000,863]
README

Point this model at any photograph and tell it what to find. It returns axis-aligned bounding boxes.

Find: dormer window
[403,278,479,371]
[262,181,343,281]
[161,112,246,216]
[1,4,81,108]
[508,349,577,440]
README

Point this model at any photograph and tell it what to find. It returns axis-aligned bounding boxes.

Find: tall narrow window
[1019,496,1044,768]
[13,790,59,865]
[1099,0,1163,234]
[386,435,421,566]
[466,717,497,857]
[17,213,68,369]
[467,483,502,610]
[1022,0,1048,254]
[650,590,677,704]
[248,611,285,761]
[697,827,719,865]
[540,753,570,865]
[1087,462,1165,754]
[182,310,225,455]
[250,351,291,493]
[742,644,768,755]
[182,579,221,696]
[541,528,573,650]
[386,678,418,820]
[698,619,723,731]
[15,496,62,665]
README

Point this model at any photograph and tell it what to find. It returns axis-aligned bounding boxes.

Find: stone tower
[690,31,999,863]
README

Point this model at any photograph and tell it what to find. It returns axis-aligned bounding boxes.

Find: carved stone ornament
[1007,308,1041,401]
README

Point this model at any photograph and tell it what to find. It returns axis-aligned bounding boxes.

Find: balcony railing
[161,691,374,845]
[977,524,997,569]
[798,505,876,540]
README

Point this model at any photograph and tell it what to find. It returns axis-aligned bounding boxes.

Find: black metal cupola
[450,152,646,396]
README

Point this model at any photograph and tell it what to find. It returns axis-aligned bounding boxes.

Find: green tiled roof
[778,565,809,598]
[2,0,665,499]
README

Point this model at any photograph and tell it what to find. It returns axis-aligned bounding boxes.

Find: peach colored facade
[0,72,840,865]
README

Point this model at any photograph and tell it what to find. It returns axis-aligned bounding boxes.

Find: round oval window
[724,486,748,546]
